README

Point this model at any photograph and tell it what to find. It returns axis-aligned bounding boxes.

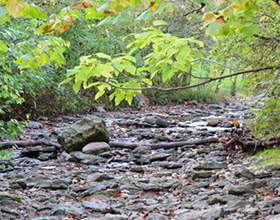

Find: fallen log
[0,140,61,149]
[109,137,219,150]
[224,135,280,154]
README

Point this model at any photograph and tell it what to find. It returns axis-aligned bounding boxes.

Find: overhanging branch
[94,65,280,91]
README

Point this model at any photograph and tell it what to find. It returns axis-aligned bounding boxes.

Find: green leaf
[58,78,72,87]
[86,82,99,88]
[37,53,51,67]
[95,90,105,100]
[112,13,133,26]
[67,69,80,77]
[96,53,112,60]
[206,23,223,35]
[172,62,187,72]
[0,7,7,19]
[51,50,66,65]
[76,67,91,81]
[115,89,125,105]
[94,64,114,77]
[0,41,8,51]
[239,25,259,36]
[177,48,191,63]
[153,20,168,26]
[124,65,136,75]
[136,9,154,21]
[162,67,175,82]
[73,80,82,93]
[27,4,48,19]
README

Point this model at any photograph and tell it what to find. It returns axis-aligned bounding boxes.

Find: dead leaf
[82,0,92,8]
[204,13,215,21]
[73,3,82,8]
[149,1,156,11]
[103,9,116,14]
[215,16,227,23]
[61,23,71,33]
[113,190,121,198]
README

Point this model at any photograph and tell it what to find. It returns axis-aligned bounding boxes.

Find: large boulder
[57,116,109,152]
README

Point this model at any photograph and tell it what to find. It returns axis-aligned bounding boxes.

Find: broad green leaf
[177,48,191,63]
[188,39,204,47]
[37,53,51,66]
[124,65,136,75]
[6,0,27,17]
[114,64,126,72]
[0,41,8,51]
[239,25,259,36]
[172,62,187,71]
[136,9,153,21]
[51,50,66,65]
[94,64,113,77]
[58,78,72,87]
[153,20,168,26]
[67,69,80,77]
[96,53,112,60]
[206,22,223,35]
[80,55,91,65]
[27,4,47,19]
[73,80,82,93]
[95,90,105,100]
[115,90,125,105]
[123,55,136,63]
[191,49,204,59]
[112,13,132,26]
[162,67,175,82]
[76,67,91,81]
[86,82,100,88]
[0,7,7,19]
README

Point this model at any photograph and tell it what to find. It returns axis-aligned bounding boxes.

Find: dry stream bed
[0,100,279,220]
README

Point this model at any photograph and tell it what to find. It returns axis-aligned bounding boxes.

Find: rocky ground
[1,100,280,220]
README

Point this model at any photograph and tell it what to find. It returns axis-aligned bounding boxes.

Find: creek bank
[0,100,278,220]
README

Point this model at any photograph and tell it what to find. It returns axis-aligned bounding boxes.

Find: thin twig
[255,70,280,104]
[192,58,236,71]
[254,15,280,49]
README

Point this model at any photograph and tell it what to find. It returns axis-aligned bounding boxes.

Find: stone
[105,214,129,220]
[133,146,151,154]
[227,186,256,195]
[210,195,243,205]
[51,179,69,190]
[69,152,101,163]
[57,115,109,152]
[52,202,84,216]
[140,184,163,191]
[82,201,112,213]
[177,207,224,220]
[97,106,106,113]
[191,171,212,179]
[155,119,169,127]
[87,173,114,182]
[234,169,255,179]
[82,142,111,155]
[147,213,167,219]
[194,162,228,170]
[0,194,22,206]
[20,146,56,158]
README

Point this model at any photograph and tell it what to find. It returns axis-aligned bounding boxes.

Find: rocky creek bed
[1,100,280,220]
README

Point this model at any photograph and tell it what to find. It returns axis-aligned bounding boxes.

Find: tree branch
[93,65,280,91]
